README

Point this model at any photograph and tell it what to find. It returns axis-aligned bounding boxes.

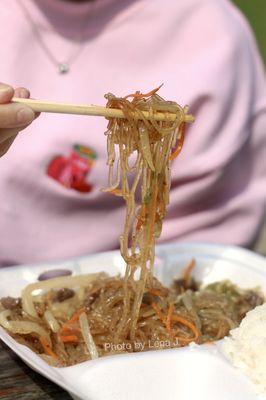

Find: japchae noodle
[0,87,263,366]
[0,266,263,366]
[103,86,190,339]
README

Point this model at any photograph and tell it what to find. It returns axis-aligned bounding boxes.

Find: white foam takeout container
[0,243,266,400]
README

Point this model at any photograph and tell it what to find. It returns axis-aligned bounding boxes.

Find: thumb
[0,83,14,104]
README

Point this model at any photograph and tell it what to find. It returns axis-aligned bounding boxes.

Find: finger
[0,103,35,128]
[14,88,40,119]
[0,124,30,143]
[14,87,30,99]
[0,135,17,158]
[0,83,14,104]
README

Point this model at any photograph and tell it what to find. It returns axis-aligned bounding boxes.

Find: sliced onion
[79,312,98,360]
[0,310,51,345]
[22,272,107,319]
[44,310,60,333]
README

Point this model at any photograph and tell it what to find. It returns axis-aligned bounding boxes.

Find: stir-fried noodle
[0,87,263,366]
[103,86,190,340]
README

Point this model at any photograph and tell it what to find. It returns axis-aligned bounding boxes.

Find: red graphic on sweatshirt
[47,144,97,193]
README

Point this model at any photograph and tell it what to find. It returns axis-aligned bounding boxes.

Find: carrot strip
[124,84,163,100]
[60,308,86,336]
[152,302,199,344]
[64,308,85,326]
[39,336,59,360]
[71,308,86,323]
[60,326,81,335]
[169,122,186,161]
[182,259,196,286]
[148,289,162,297]
[151,302,165,322]
[171,314,200,343]
[60,334,79,343]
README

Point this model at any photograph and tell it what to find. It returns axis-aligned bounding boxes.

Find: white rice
[223,302,266,394]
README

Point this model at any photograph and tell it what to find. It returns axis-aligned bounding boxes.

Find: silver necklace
[17,0,92,74]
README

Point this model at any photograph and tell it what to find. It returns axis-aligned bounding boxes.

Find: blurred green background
[232,1,265,255]
[233,0,266,62]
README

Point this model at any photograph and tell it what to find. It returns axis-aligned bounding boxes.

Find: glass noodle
[2,88,261,367]
[103,86,190,339]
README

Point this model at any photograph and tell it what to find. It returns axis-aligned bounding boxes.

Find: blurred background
[235,0,266,255]
[233,0,266,62]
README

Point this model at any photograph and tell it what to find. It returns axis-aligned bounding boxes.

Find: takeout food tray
[0,243,265,400]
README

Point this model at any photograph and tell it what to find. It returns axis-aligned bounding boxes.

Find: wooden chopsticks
[12,97,194,123]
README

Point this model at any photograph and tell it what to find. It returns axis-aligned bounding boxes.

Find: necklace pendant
[58,63,69,74]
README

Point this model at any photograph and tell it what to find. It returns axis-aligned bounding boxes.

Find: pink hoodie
[0,0,265,266]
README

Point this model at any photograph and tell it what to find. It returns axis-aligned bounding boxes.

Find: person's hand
[0,82,38,157]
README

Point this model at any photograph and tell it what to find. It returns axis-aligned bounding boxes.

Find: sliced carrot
[39,336,59,360]
[65,308,85,326]
[171,314,200,343]
[152,302,199,344]
[182,258,196,286]
[60,334,79,343]
[60,308,86,335]
[169,122,186,161]
[151,302,165,322]
[148,289,162,297]
[60,326,81,335]
[124,84,163,100]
